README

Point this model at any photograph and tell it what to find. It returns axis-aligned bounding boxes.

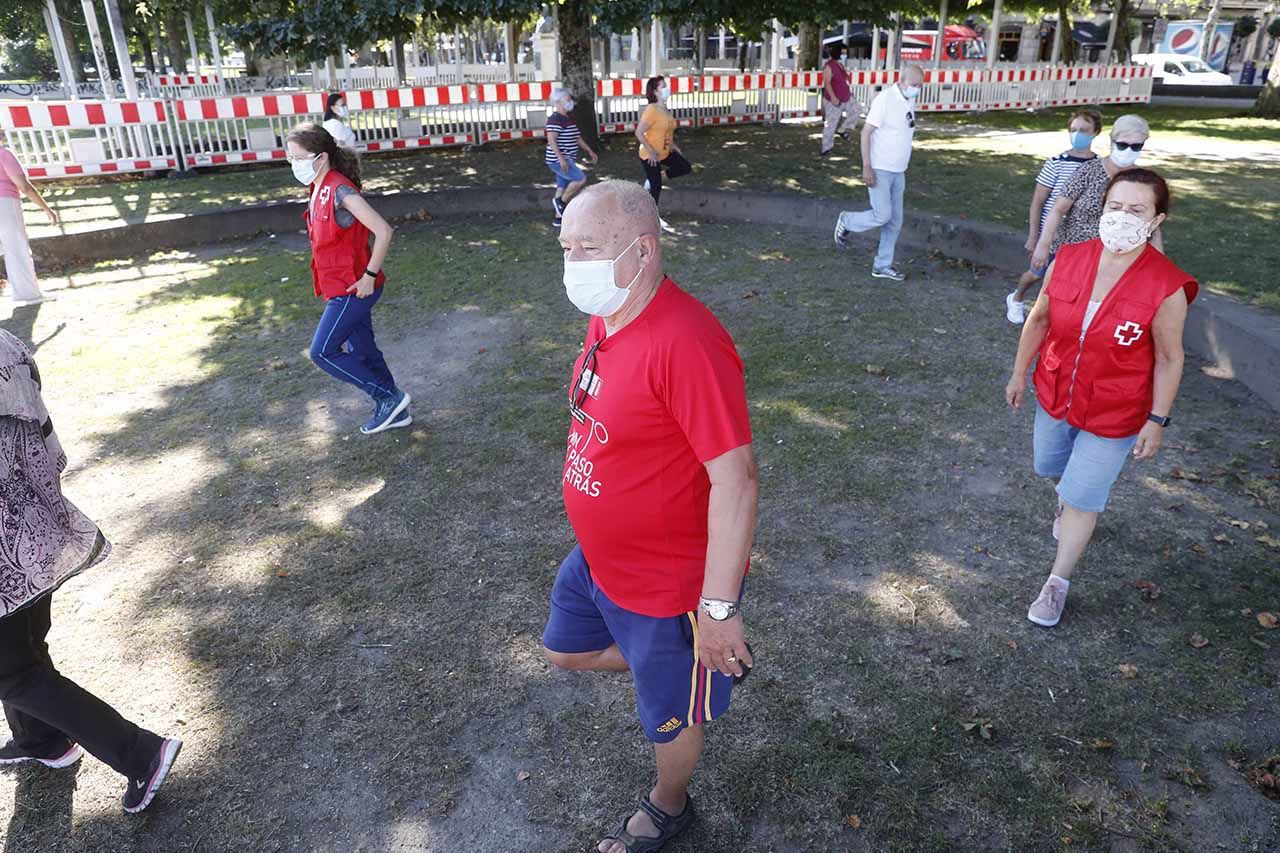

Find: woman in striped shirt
[1006,110,1101,325]
[546,89,599,228]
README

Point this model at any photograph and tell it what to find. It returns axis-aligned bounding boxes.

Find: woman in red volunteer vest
[1005,169,1197,628]
[285,123,410,435]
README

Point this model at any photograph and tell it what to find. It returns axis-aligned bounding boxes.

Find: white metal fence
[1,65,1152,180]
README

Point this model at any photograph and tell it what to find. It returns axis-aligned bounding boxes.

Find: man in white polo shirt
[833,64,925,282]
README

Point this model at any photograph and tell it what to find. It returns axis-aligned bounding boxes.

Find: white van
[1131,53,1232,85]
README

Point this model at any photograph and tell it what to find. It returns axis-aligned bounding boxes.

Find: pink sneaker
[1027,576,1069,627]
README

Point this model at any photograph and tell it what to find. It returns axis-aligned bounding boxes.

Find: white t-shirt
[323,117,357,150]
[864,85,916,173]
[1082,300,1103,333]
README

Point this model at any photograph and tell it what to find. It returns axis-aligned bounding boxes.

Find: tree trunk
[392,36,406,85]
[1201,0,1223,63]
[1056,0,1076,63]
[166,14,187,71]
[559,0,599,150]
[139,25,156,73]
[1113,0,1132,62]
[1258,46,1280,116]
[797,22,821,70]
[57,0,87,75]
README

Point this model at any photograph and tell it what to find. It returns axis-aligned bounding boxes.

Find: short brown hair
[1105,168,1170,216]
[1069,109,1102,134]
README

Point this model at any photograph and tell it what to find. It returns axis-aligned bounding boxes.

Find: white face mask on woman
[334,104,348,119]
[657,86,670,103]
[291,153,319,186]
[563,237,645,316]
[1110,143,1143,167]
[1098,210,1155,254]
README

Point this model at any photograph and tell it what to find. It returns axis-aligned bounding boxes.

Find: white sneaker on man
[1006,293,1026,325]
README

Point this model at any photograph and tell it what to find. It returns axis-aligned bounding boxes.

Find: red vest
[303,169,385,300]
[1033,239,1197,438]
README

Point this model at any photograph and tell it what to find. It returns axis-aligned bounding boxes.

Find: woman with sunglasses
[1031,114,1162,274]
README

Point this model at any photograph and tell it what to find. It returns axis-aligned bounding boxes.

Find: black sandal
[599,794,696,853]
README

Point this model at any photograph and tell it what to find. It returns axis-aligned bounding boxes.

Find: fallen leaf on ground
[741,289,759,299]
[1189,633,1210,649]
[1169,468,1203,482]
[1133,579,1161,601]
[1117,664,1139,679]
[1168,766,1210,790]
[1213,533,1232,544]
[1257,612,1279,630]
[1227,518,1252,530]
[1257,534,1280,550]
[515,770,531,782]
[1006,640,1018,650]
[275,570,290,578]
[1189,543,1207,555]
[1090,738,1116,750]
[845,815,863,829]
[1245,755,1280,801]
[961,718,995,740]
[864,364,885,376]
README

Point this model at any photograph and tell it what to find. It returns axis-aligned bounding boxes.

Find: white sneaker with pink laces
[1027,575,1070,627]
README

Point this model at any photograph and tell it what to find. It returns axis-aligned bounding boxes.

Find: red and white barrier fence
[1,64,1152,181]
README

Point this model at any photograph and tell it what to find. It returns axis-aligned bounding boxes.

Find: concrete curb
[22,184,1280,412]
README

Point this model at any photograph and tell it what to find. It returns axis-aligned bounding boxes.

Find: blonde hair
[1111,114,1150,140]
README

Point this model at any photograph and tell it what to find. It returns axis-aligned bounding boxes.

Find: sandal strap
[637,794,686,831]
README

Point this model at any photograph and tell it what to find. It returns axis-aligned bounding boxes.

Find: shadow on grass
[1,216,1277,852]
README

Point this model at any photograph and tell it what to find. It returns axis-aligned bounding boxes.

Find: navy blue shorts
[542,546,734,743]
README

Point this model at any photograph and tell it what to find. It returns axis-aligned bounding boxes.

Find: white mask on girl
[334,104,349,119]
[563,237,645,316]
[291,154,319,186]
[1098,210,1154,254]
[657,86,670,103]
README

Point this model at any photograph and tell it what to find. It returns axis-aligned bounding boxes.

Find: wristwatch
[1147,413,1172,427]
[699,597,740,621]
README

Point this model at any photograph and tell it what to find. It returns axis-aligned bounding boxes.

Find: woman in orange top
[635,76,691,209]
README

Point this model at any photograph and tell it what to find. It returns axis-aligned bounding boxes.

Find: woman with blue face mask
[1005,110,1102,325]
[1031,114,1162,275]
[322,93,358,150]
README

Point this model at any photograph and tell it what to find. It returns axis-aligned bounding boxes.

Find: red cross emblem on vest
[1114,321,1143,346]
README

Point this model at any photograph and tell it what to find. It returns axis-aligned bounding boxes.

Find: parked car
[1132,53,1232,85]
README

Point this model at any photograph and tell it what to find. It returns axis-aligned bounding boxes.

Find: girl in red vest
[285,123,410,435]
[1005,169,1197,628]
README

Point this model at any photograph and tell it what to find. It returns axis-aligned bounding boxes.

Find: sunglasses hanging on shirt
[569,340,601,423]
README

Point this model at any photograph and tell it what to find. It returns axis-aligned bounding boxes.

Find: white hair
[1111,114,1150,140]
[549,88,572,109]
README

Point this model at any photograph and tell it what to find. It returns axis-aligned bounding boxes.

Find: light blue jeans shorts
[1033,404,1138,513]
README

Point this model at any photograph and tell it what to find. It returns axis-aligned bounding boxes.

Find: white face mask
[657,86,670,102]
[902,84,920,99]
[563,236,645,317]
[291,154,318,186]
[1110,144,1142,167]
[334,104,348,118]
[1098,209,1154,254]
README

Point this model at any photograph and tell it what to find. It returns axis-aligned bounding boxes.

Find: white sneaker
[1006,292,1026,325]
[11,295,54,307]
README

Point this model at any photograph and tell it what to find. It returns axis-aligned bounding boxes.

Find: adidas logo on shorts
[656,717,682,734]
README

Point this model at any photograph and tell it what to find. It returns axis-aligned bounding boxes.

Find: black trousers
[0,594,160,778]
[642,151,692,205]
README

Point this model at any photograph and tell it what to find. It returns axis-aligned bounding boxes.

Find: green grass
[3,215,1277,851]
[24,106,1280,311]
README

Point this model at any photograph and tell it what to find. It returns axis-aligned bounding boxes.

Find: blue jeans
[838,169,906,270]
[309,288,397,401]
[1032,404,1138,513]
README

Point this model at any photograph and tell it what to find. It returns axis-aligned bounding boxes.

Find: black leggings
[642,151,692,205]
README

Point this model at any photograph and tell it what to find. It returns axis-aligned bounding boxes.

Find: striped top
[1035,152,1095,232]
[545,113,580,165]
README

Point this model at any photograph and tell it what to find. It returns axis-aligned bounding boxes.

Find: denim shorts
[1029,251,1057,277]
[547,160,585,189]
[542,546,734,744]
[1032,404,1138,513]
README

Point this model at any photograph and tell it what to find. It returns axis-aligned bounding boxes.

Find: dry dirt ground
[0,212,1277,853]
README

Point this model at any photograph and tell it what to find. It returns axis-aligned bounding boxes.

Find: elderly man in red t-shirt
[543,180,759,853]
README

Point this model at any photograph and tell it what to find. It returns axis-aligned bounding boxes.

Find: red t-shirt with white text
[562,277,752,618]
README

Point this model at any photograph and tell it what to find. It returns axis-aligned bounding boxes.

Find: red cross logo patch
[1114,321,1143,346]
[318,186,331,206]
